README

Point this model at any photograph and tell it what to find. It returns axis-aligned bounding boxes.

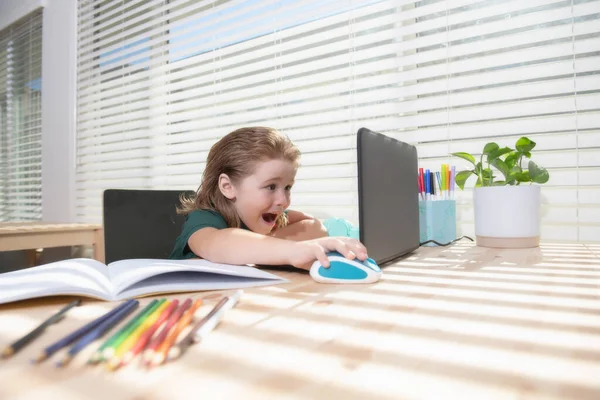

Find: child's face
[233,158,297,235]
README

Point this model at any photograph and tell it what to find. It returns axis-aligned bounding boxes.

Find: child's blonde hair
[178,127,301,230]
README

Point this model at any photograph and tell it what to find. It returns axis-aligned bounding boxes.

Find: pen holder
[418,200,457,246]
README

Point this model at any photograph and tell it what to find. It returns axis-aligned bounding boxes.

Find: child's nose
[274,190,287,206]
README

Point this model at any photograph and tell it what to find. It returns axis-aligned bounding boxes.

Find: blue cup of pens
[418,200,457,246]
[417,164,457,245]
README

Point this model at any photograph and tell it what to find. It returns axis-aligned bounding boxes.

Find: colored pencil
[32,299,131,363]
[430,172,435,199]
[106,299,168,371]
[441,164,446,193]
[56,300,139,367]
[150,299,202,367]
[419,167,424,196]
[100,299,162,362]
[120,299,178,367]
[435,171,442,192]
[425,169,430,200]
[87,299,159,364]
[169,290,242,361]
[143,298,192,365]
[1,299,81,359]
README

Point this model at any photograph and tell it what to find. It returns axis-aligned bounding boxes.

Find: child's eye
[285,185,293,191]
[267,184,276,190]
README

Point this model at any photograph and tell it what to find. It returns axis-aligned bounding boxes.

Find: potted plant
[452,137,549,248]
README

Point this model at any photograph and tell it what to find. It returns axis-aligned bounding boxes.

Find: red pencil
[151,299,202,367]
[418,167,425,199]
[120,299,179,367]
[143,298,192,365]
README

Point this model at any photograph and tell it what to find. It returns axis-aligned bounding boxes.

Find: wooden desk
[0,243,599,400]
[0,222,104,264]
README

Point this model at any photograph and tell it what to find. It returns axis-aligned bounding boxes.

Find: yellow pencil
[441,164,447,192]
[106,299,168,371]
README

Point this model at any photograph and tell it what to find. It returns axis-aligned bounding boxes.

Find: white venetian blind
[395,0,600,242]
[76,0,401,224]
[0,10,43,221]
[77,0,600,242]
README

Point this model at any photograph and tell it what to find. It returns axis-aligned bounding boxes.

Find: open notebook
[0,258,288,304]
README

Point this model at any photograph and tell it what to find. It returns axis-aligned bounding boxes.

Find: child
[169,126,369,270]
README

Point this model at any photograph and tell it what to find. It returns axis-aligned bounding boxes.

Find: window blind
[397,0,600,242]
[77,0,600,242]
[76,0,401,224]
[0,9,43,222]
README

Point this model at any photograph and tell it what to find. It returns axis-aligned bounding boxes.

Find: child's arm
[270,209,327,241]
[188,227,367,269]
[285,209,315,224]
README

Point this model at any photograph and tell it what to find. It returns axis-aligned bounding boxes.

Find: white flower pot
[473,185,541,248]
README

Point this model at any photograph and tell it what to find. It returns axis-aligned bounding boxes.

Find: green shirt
[169,209,228,260]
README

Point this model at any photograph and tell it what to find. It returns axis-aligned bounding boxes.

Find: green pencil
[87,299,159,364]
[102,299,165,361]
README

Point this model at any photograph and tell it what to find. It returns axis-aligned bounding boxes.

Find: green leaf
[516,137,536,153]
[454,170,474,190]
[474,163,494,186]
[491,158,510,179]
[523,151,532,158]
[483,142,499,155]
[505,152,519,169]
[451,152,477,166]
[528,160,549,184]
[487,146,513,163]
[493,180,507,186]
[475,177,482,187]
[509,166,523,182]
[513,170,531,183]
[480,168,495,186]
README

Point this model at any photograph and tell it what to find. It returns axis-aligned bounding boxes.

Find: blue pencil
[32,299,132,363]
[435,171,442,191]
[56,300,139,367]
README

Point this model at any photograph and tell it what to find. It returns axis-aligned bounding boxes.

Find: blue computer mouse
[310,251,382,284]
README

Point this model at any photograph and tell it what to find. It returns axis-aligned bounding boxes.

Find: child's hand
[289,237,369,270]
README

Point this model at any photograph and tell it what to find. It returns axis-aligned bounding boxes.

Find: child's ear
[218,173,236,200]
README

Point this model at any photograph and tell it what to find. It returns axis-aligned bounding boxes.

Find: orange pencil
[143,298,192,365]
[150,299,202,367]
[120,299,179,367]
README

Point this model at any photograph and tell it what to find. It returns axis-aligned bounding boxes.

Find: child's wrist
[282,240,303,265]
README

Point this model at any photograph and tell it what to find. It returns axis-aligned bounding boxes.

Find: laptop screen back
[357,127,420,265]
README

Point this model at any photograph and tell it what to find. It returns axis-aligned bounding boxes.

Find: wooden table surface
[0,222,102,234]
[0,242,599,400]
[0,222,104,264]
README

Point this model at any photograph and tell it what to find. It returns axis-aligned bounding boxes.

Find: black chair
[102,189,194,264]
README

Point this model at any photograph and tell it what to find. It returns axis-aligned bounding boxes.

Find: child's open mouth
[261,213,278,224]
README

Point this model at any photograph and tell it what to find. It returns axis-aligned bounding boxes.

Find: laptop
[357,127,420,265]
